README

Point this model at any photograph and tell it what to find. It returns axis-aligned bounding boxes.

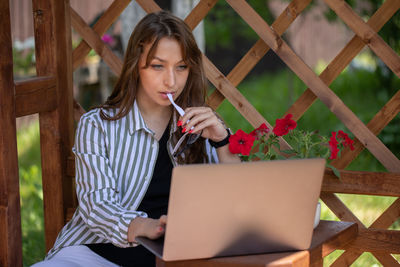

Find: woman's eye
[150,64,163,70]
[177,65,188,71]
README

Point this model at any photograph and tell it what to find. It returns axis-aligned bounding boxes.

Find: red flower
[329,131,339,160]
[273,114,297,136]
[250,123,270,140]
[337,130,355,150]
[229,129,255,156]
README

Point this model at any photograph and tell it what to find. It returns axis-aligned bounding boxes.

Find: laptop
[136,158,325,261]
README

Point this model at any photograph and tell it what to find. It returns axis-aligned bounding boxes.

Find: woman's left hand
[178,107,228,143]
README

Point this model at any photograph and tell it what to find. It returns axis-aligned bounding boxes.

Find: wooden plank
[52,0,76,230]
[286,0,400,122]
[0,0,23,266]
[33,0,75,251]
[371,199,400,229]
[184,0,218,30]
[322,169,400,197]
[330,250,362,267]
[135,0,161,13]
[70,7,122,75]
[226,0,400,172]
[202,55,291,151]
[324,0,400,79]
[371,252,400,266]
[319,193,367,266]
[322,192,400,266]
[65,207,75,222]
[332,89,400,169]
[310,221,358,257]
[338,229,400,253]
[331,249,399,267]
[72,0,131,70]
[333,250,399,267]
[208,0,312,109]
[67,156,75,177]
[157,251,310,267]
[73,99,86,122]
[320,192,365,227]
[15,76,57,117]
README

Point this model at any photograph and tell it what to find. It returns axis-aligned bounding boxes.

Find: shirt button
[145,176,149,181]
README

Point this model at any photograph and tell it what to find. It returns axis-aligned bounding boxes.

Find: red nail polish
[182,127,186,133]
[188,129,193,134]
[177,120,182,127]
[158,227,164,232]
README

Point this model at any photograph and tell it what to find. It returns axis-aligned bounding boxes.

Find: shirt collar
[128,100,180,136]
[128,100,154,135]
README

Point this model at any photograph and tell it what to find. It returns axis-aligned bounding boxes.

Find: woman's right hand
[128,215,167,242]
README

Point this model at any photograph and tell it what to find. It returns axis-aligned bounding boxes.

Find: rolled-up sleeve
[73,115,143,247]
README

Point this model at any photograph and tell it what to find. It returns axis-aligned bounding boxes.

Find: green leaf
[281,149,296,154]
[327,163,341,179]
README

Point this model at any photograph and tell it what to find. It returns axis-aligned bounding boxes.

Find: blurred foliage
[204,0,273,52]
[17,121,46,266]
[13,47,36,78]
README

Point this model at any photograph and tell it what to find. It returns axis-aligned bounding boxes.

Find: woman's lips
[161,92,174,99]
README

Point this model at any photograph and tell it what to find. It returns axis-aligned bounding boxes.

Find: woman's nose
[164,69,176,88]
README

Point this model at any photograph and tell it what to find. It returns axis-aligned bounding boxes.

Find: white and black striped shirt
[46,101,218,259]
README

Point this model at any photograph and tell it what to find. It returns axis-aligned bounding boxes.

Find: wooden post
[32,0,74,251]
[0,1,23,266]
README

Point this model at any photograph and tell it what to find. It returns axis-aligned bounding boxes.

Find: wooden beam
[135,0,161,13]
[0,0,23,266]
[337,229,400,254]
[208,0,312,109]
[72,0,131,70]
[33,0,75,251]
[331,90,400,169]
[202,55,292,151]
[324,0,400,79]
[322,169,400,197]
[15,76,57,117]
[226,0,400,173]
[70,7,122,76]
[184,0,218,30]
[287,0,400,123]
[320,192,365,228]
[310,221,358,258]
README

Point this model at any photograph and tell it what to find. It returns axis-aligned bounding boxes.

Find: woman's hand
[128,215,167,242]
[178,107,227,143]
[179,107,241,163]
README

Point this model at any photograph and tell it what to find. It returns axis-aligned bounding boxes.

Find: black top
[87,126,173,267]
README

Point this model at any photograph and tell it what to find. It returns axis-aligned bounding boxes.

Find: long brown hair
[100,11,208,164]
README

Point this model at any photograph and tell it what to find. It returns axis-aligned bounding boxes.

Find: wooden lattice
[1,0,400,266]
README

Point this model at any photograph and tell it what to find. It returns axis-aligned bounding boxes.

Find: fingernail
[188,129,193,134]
[182,127,186,133]
[177,120,182,127]
[158,227,164,232]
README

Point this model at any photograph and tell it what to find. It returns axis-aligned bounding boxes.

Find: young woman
[32,10,239,267]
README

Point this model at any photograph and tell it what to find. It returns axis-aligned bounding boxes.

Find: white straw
[167,93,185,116]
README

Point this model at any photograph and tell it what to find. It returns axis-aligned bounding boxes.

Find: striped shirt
[46,101,218,259]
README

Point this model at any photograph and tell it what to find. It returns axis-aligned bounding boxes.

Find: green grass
[18,65,400,266]
[17,120,46,266]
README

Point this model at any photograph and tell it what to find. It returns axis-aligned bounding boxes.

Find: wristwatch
[209,129,231,149]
